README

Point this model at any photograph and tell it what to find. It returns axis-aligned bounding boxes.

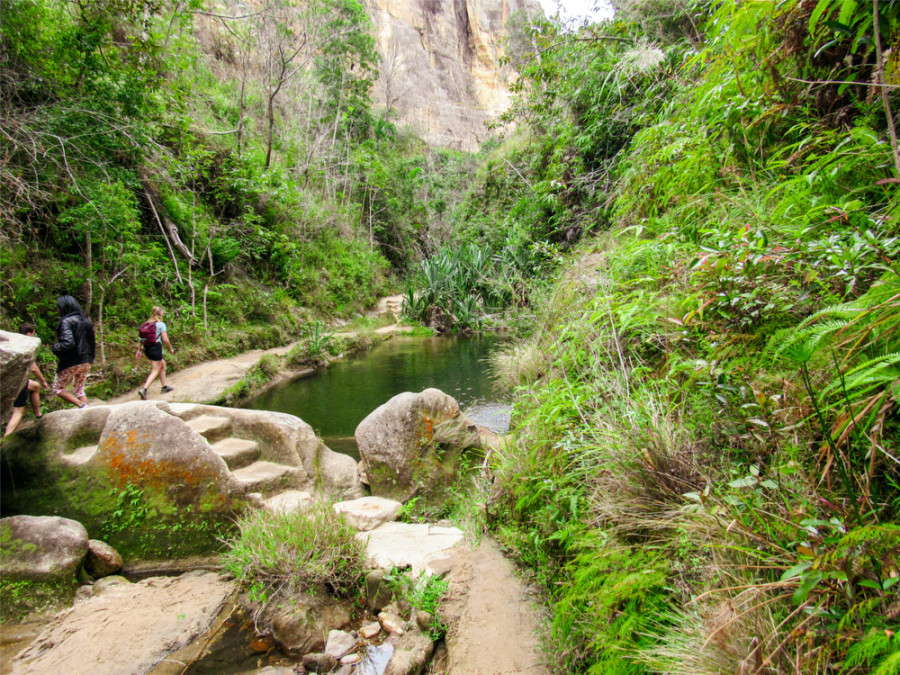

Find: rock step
[263,489,314,514]
[210,438,260,470]
[59,444,98,467]
[185,415,232,442]
[231,461,303,494]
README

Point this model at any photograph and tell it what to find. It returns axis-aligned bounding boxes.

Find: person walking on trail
[4,323,50,437]
[51,295,95,409]
[136,306,175,400]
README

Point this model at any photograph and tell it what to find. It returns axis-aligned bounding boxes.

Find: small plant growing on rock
[222,501,365,605]
[384,567,449,640]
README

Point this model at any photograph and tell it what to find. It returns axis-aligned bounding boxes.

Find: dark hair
[57,294,84,318]
[19,323,36,335]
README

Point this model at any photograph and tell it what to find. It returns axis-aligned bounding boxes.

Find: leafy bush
[222,501,365,604]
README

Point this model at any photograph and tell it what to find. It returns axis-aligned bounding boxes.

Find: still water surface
[248,335,507,458]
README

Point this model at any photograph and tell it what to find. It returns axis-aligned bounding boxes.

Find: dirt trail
[440,538,549,675]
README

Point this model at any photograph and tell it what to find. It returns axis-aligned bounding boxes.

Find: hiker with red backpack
[136,306,175,400]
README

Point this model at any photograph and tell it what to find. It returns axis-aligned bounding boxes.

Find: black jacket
[52,297,95,371]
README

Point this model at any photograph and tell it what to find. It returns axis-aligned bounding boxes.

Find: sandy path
[106,320,405,407]
[440,539,549,675]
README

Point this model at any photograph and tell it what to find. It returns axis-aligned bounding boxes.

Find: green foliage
[222,500,366,604]
[552,534,670,674]
[103,483,151,535]
[383,567,449,639]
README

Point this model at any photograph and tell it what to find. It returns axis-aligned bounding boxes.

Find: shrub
[222,501,366,604]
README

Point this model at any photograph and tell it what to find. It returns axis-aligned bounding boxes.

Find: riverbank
[104,300,408,407]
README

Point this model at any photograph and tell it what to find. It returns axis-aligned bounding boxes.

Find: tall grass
[222,501,365,607]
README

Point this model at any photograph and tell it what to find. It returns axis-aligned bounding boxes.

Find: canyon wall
[366,0,542,150]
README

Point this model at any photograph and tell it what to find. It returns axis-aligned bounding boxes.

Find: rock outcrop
[367,0,542,150]
[9,571,234,675]
[0,329,41,422]
[355,388,481,501]
[0,401,364,559]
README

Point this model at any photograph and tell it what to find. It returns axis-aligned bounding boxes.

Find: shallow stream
[248,335,509,458]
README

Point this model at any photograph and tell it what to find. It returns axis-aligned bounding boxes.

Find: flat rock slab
[356,522,464,576]
[333,496,402,531]
[9,571,233,675]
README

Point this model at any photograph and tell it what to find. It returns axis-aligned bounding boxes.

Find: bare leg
[143,360,164,390]
[4,407,25,437]
[28,380,41,416]
[158,359,167,388]
[57,390,83,407]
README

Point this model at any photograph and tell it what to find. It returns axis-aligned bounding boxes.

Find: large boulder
[0,400,364,560]
[355,389,481,502]
[0,329,40,422]
[0,515,89,583]
[0,403,243,559]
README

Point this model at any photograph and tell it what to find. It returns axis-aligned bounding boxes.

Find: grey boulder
[0,515,89,583]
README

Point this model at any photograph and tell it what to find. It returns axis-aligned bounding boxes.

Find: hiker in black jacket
[51,295,95,408]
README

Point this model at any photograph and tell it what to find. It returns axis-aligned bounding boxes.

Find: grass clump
[384,566,450,639]
[222,501,365,605]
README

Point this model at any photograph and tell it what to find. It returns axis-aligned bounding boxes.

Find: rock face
[0,515,89,583]
[9,571,233,675]
[0,329,41,422]
[367,0,541,150]
[355,388,481,501]
[0,401,364,559]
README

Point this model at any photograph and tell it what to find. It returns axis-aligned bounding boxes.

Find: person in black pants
[136,306,175,400]
[4,323,49,436]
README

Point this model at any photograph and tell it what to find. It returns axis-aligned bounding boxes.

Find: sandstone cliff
[367,0,542,150]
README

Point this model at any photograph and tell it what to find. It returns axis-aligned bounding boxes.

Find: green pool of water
[248,335,508,458]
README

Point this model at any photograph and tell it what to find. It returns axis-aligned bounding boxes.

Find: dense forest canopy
[2,0,899,671]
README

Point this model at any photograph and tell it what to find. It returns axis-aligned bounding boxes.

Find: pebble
[324,629,357,659]
[340,653,362,665]
[378,611,406,636]
[359,621,381,639]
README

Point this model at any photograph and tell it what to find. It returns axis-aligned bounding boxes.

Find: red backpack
[138,321,157,344]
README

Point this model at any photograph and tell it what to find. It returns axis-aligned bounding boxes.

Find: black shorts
[13,385,29,408]
[143,342,164,362]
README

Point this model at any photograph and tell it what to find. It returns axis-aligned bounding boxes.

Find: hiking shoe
[139,388,148,400]
[161,386,174,393]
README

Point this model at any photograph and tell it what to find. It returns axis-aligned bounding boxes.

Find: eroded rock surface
[367,0,541,150]
[9,571,233,675]
[0,402,363,559]
[355,388,481,501]
[357,521,465,576]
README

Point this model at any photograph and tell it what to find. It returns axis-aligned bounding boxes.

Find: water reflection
[248,336,508,459]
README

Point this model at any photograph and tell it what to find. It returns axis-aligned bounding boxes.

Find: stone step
[231,461,303,494]
[185,415,232,442]
[263,489,314,515]
[59,445,98,467]
[210,438,260,470]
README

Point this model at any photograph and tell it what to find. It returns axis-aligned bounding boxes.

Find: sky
[535,0,615,23]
